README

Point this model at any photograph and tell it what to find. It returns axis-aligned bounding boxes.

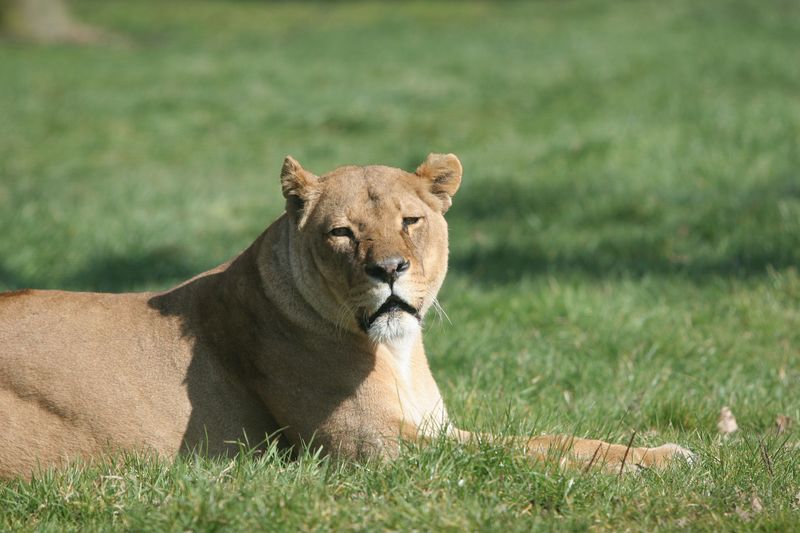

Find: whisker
[422,286,451,327]
[432,297,451,325]
[433,297,453,326]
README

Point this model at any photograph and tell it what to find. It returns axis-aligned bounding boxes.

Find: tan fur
[0,154,692,478]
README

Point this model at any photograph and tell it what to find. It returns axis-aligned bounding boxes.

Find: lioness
[0,154,692,478]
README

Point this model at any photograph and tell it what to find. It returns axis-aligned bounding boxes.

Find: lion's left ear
[281,155,320,227]
[415,153,462,213]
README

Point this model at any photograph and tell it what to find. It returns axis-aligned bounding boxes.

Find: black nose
[365,256,410,284]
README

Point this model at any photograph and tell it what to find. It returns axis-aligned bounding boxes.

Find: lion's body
[0,155,691,479]
[0,269,276,478]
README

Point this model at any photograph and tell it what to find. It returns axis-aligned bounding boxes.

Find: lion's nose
[365,256,410,284]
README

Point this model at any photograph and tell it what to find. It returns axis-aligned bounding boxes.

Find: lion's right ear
[415,153,462,213]
[280,155,319,227]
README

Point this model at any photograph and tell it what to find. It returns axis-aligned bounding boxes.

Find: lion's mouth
[359,296,420,332]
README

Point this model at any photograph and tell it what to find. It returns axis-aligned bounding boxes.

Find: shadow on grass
[447,176,800,284]
[451,241,798,284]
[63,248,200,292]
[0,264,27,290]
[1,177,797,292]
[0,248,201,293]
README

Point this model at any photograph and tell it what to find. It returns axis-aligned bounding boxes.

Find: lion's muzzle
[359,295,420,333]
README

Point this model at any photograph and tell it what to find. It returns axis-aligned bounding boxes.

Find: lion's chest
[370,340,450,435]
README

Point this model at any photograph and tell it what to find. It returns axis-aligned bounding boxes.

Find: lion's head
[279,153,461,344]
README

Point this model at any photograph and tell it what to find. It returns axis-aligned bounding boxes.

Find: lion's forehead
[316,168,426,221]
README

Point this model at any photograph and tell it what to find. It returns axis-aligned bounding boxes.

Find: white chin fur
[367,311,420,344]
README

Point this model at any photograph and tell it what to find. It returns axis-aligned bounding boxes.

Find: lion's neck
[381,329,421,383]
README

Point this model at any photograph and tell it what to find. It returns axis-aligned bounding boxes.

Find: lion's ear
[415,153,462,213]
[280,155,319,226]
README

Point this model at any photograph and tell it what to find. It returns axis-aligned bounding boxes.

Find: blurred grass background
[1,0,799,529]
[2,1,799,288]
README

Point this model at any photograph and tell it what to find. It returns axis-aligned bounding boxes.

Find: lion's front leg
[523,435,695,472]
[449,430,694,472]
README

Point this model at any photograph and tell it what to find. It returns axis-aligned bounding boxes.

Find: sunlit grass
[1,0,799,529]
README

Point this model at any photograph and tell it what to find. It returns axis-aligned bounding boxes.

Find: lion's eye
[402,217,421,228]
[329,227,354,239]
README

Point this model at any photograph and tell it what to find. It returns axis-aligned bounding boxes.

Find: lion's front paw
[636,443,696,469]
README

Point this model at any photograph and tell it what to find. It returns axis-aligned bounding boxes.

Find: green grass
[1,0,799,529]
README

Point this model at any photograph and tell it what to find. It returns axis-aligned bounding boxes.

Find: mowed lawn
[1,0,799,529]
